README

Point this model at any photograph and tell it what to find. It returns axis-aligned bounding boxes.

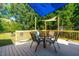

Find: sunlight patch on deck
[14,41,28,45]
[58,39,69,45]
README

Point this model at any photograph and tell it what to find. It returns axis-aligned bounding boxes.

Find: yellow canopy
[41,16,57,22]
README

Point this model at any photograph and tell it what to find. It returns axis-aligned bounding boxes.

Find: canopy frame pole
[35,17,36,30]
[45,21,47,36]
[58,17,60,30]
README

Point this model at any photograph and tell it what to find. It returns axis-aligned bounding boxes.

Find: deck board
[16,45,28,56]
[8,45,14,56]
[14,45,23,56]
[22,41,41,56]
[5,45,10,56]
[1,46,6,56]
[20,44,32,56]
[0,47,2,56]
[10,45,19,56]
[22,44,35,56]
[0,39,79,56]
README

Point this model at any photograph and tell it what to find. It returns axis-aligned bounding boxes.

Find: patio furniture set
[30,30,60,53]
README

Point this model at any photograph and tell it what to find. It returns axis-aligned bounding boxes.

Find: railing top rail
[53,30,79,32]
[15,30,79,33]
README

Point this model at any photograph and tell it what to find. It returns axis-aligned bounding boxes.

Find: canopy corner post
[35,17,37,30]
[57,17,60,31]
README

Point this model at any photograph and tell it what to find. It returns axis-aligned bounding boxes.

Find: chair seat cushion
[46,37,55,43]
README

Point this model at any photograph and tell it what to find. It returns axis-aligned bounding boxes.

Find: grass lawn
[0,33,11,39]
[0,33,13,47]
[0,39,13,47]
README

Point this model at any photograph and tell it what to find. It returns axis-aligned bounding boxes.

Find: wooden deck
[0,39,79,56]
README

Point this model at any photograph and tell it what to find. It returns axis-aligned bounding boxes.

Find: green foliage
[45,3,79,30]
[0,3,79,31]
[0,39,13,47]
[0,18,22,32]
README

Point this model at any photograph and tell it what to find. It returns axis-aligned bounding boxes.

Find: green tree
[0,3,79,31]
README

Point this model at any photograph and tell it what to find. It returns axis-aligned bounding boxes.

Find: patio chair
[46,31,60,52]
[30,31,44,52]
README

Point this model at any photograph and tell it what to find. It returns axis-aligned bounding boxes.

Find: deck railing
[13,30,79,42]
[48,30,79,40]
[1,30,79,43]
[36,30,79,40]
